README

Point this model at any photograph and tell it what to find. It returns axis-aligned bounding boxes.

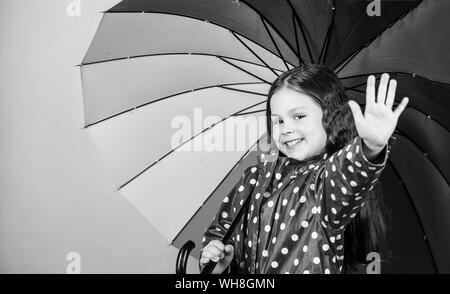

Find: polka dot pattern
[202,136,390,274]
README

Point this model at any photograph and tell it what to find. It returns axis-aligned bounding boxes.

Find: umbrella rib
[79,52,284,71]
[231,31,280,78]
[394,130,450,187]
[318,0,335,65]
[334,48,362,75]
[333,0,424,74]
[291,8,301,65]
[220,85,268,97]
[99,10,289,69]
[82,82,265,129]
[243,0,301,67]
[259,17,290,71]
[218,56,272,84]
[326,0,368,66]
[234,109,265,117]
[286,0,313,64]
[170,135,264,246]
[340,71,450,87]
[118,100,267,190]
[344,81,369,91]
[386,159,440,273]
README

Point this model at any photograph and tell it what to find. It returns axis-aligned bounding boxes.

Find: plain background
[0,0,199,273]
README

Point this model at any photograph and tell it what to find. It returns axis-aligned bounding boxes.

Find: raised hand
[348,73,409,155]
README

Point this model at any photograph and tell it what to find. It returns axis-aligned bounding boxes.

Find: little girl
[200,64,408,274]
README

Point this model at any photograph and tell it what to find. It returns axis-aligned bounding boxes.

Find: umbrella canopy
[81,0,450,273]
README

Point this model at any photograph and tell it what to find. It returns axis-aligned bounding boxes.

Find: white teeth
[285,139,302,147]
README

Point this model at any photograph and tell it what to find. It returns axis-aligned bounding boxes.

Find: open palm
[348,73,409,150]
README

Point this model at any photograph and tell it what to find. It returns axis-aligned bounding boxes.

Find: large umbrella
[80,0,450,273]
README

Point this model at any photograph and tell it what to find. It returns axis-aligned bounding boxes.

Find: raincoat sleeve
[318,136,396,231]
[199,165,258,273]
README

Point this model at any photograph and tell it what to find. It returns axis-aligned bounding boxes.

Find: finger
[377,73,390,105]
[208,244,225,257]
[366,75,376,106]
[208,240,225,251]
[224,245,234,255]
[348,100,365,125]
[202,250,220,263]
[393,97,409,118]
[205,245,224,260]
[385,79,397,109]
[200,257,210,266]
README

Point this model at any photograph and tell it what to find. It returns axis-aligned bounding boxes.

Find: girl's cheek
[271,128,281,147]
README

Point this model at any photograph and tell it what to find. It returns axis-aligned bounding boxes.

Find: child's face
[270,87,327,161]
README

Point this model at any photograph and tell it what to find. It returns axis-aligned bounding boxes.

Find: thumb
[224,245,234,255]
[348,100,365,124]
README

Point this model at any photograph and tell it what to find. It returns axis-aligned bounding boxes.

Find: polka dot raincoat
[202,136,394,274]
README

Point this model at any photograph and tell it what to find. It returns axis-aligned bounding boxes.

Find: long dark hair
[265,64,392,272]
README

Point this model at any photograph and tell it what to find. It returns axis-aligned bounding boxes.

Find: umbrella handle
[176,240,219,274]
[176,240,195,274]
[200,259,219,274]
[177,181,255,274]
[200,188,254,274]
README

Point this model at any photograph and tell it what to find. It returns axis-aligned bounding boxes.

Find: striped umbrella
[80,0,450,273]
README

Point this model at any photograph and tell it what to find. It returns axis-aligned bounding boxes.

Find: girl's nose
[282,128,294,135]
[281,119,296,135]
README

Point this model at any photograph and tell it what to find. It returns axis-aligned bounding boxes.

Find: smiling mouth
[284,138,304,148]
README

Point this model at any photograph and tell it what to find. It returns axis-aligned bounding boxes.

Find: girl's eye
[273,119,283,125]
[294,114,305,120]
